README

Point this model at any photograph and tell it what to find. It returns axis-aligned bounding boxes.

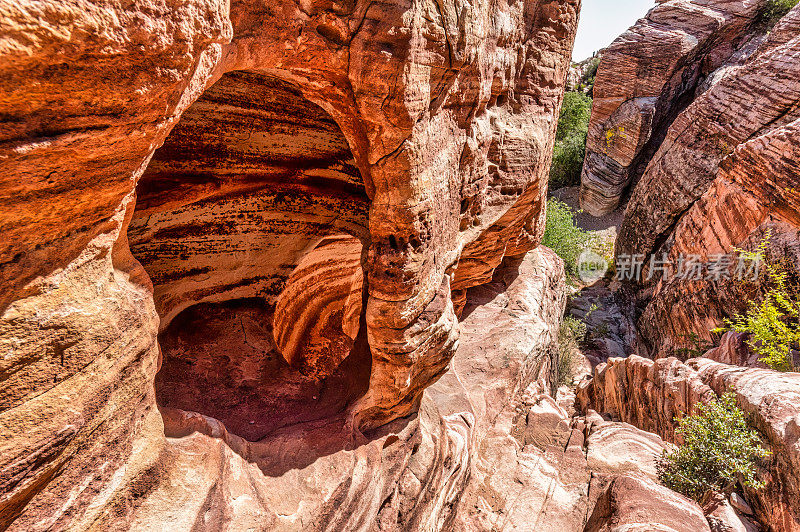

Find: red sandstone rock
[703,492,762,532]
[591,5,800,358]
[579,0,769,216]
[689,358,800,531]
[433,250,588,531]
[704,332,767,369]
[429,252,705,531]
[0,0,580,527]
[577,355,717,441]
[580,355,800,531]
[273,235,364,377]
[585,475,711,532]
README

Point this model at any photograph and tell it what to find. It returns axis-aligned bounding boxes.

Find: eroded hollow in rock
[127,70,371,443]
[155,294,370,442]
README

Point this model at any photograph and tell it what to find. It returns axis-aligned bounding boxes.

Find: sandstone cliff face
[579,0,771,216]
[579,355,800,531]
[585,2,800,358]
[0,0,578,529]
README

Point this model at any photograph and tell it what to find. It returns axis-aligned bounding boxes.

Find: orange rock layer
[0,0,578,529]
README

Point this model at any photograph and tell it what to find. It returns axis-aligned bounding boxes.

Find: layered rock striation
[0,0,579,529]
[584,1,800,358]
[636,5,800,357]
[579,0,774,216]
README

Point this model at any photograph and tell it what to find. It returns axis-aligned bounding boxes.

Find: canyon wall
[579,0,772,216]
[0,0,578,529]
[583,0,800,357]
[579,354,800,530]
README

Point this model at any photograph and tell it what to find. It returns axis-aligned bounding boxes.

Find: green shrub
[542,199,592,279]
[593,322,610,339]
[717,237,800,372]
[550,133,588,189]
[726,290,800,371]
[674,332,714,360]
[757,0,798,28]
[555,92,592,142]
[550,92,592,189]
[657,392,770,501]
[582,57,601,86]
[557,316,586,387]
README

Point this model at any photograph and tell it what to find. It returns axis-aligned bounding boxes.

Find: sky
[572,0,657,60]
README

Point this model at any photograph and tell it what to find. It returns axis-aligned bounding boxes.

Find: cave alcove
[127,70,372,445]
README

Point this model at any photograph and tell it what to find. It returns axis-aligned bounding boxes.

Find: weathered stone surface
[0,0,581,529]
[579,0,771,216]
[703,492,762,532]
[580,355,800,531]
[596,5,800,358]
[429,252,704,532]
[704,332,767,369]
[577,355,717,442]
[428,248,584,531]
[273,235,364,377]
[127,72,371,329]
[585,474,711,532]
[567,278,644,363]
[618,6,800,259]
[0,246,565,531]
[585,416,672,483]
[689,359,800,532]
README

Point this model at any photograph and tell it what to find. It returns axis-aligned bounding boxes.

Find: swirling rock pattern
[273,235,365,376]
[0,0,578,529]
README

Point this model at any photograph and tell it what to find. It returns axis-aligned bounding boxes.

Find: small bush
[542,199,592,279]
[550,134,588,189]
[593,322,610,339]
[582,57,601,86]
[674,332,714,360]
[756,0,798,28]
[718,236,800,372]
[557,316,586,387]
[657,392,770,501]
[550,92,592,189]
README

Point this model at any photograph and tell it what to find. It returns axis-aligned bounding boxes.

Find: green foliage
[557,316,587,387]
[555,92,592,142]
[550,92,592,189]
[543,199,592,279]
[674,332,714,360]
[593,322,611,339]
[657,392,770,501]
[582,57,601,86]
[550,134,588,189]
[756,0,799,28]
[717,236,800,372]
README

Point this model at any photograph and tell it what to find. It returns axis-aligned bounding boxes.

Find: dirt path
[549,186,641,371]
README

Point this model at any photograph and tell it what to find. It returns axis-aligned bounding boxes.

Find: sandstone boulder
[580,354,800,530]
[703,492,762,532]
[585,416,672,482]
[585,475,711,532]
